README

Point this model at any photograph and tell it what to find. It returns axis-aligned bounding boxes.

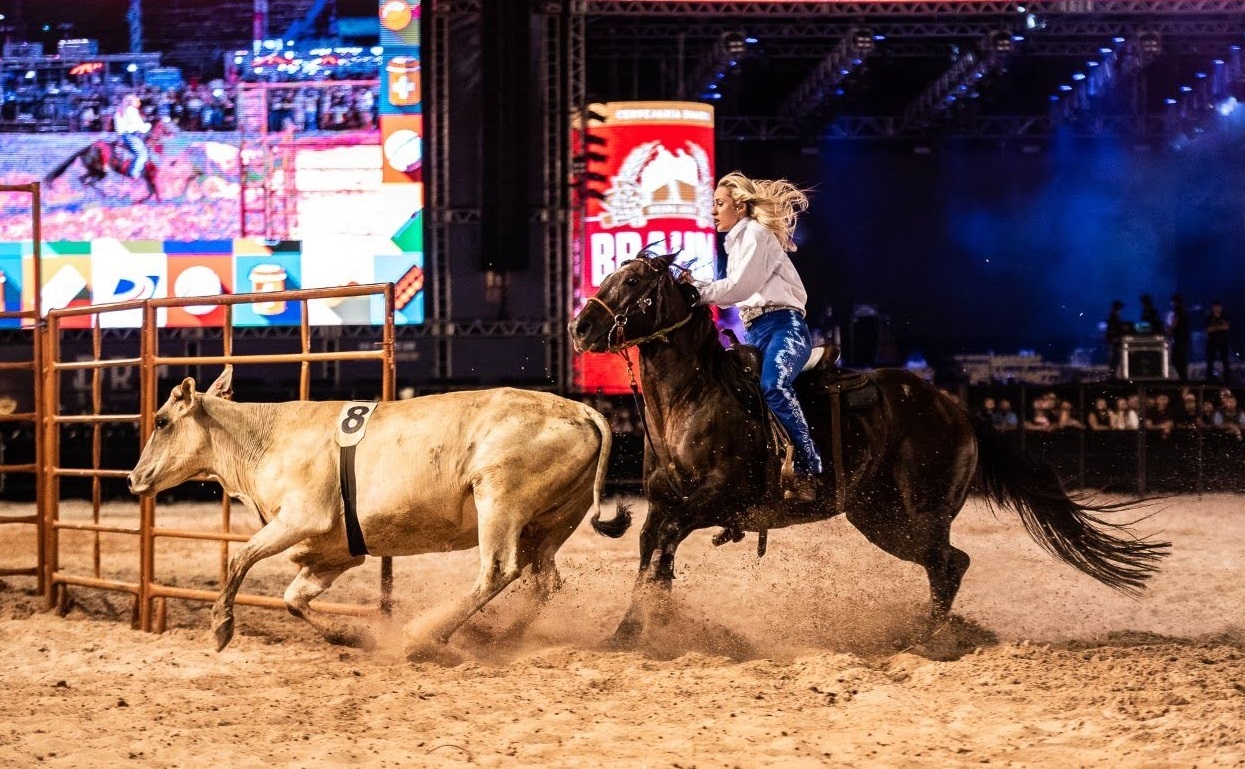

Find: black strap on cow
[339,444,369,557]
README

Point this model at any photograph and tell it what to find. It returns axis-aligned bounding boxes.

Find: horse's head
[569,250,700,353]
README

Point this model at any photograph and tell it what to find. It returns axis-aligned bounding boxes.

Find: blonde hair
[716,171,810,252]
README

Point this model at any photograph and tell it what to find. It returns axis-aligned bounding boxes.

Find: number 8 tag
[336,402,379,447]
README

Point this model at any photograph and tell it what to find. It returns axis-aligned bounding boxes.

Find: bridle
[585,258,696,354]
[584,255,697,502]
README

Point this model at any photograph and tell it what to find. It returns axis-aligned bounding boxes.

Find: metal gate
[41,284,396,632]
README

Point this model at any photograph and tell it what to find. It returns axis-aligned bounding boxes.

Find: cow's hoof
[213,618,235,651]
[325,625,377,651]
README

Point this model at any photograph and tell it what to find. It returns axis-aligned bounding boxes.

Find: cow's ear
[205,365,234,401]
[170,377,197,403]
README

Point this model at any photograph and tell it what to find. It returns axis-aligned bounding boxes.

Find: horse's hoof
[404,639,462,666]
[213,618,235,652]
[608,619,643,650]
[711,526,744,547]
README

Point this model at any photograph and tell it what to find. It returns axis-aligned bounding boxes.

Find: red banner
[573,101,717,394]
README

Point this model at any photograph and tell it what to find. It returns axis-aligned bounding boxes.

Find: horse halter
[587,258,695,353]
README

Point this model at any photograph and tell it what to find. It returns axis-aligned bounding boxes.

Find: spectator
[1206,300,1232,385]
[1055,399,1085,430]
[1111,396,1140,430]
[1139,294,1162,335]
[1145,392,1175,437]
[977,397,997,424]
[1169,294,1191,382]
[1026,391,1057,431]
[1199,398,1219,429]
[1105,300,1126,380]
[1086,396,1113,431]
[1174,390,1199,430]
[993,399,1019,431]
[1215,390,1245,438]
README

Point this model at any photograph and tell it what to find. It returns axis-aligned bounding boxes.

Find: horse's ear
[652,252,677,270]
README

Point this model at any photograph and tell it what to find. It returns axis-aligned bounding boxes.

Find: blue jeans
[121,134,147,178]
[744,309,824,476]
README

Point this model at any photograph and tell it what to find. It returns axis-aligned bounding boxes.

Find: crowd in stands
[2,82,380,133]
[976,387,1245,439]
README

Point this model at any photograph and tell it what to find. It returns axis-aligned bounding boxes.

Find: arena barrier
[0,182,44,592]
[42,284,396,633]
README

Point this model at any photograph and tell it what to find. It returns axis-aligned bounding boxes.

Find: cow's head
[128,366,234,496]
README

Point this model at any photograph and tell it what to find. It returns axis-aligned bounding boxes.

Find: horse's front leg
[611,503,687,647]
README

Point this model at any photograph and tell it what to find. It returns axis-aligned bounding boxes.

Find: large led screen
[0,0,422,327]
[573,101,717,393]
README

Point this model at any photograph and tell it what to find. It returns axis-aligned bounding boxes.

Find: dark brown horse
[43,119,174,202]
[569,250,1169,645]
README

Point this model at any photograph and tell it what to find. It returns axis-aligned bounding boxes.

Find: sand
[0,494,1242,767]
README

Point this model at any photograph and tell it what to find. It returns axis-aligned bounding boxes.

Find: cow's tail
[584,407,632,538]
[45,145,90,184]
[972,415,1169,595]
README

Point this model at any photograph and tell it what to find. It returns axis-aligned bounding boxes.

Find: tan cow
[128,366,612,658]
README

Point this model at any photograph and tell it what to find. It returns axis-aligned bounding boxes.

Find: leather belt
[741,306,802,327]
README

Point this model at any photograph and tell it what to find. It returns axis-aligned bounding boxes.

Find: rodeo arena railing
[39,282,396,632]
[0,183,43,590]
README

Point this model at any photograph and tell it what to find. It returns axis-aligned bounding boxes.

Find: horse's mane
[637,252,766,418]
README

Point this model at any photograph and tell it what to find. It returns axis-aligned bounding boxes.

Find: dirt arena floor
[1,493,1243,767]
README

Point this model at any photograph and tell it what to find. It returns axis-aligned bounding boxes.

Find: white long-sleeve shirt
[697,216,808,314]
[114,105,150,135]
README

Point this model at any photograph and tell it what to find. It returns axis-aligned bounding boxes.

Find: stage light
[722,32,747,57]
[990,30,1014,53]
[370,46,383,55]
[1059,84,1073,92]
[1165,98,1178,105]
[1218,97,1239,116]
[744,37,758,44]
[126,63,138,73]
[852,28,876,54]
[1072,72,1086,81]
[1139,32,1162,56]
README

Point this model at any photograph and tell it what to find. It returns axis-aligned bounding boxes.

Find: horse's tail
[44,145,91,184]
[972,416,1169,595]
